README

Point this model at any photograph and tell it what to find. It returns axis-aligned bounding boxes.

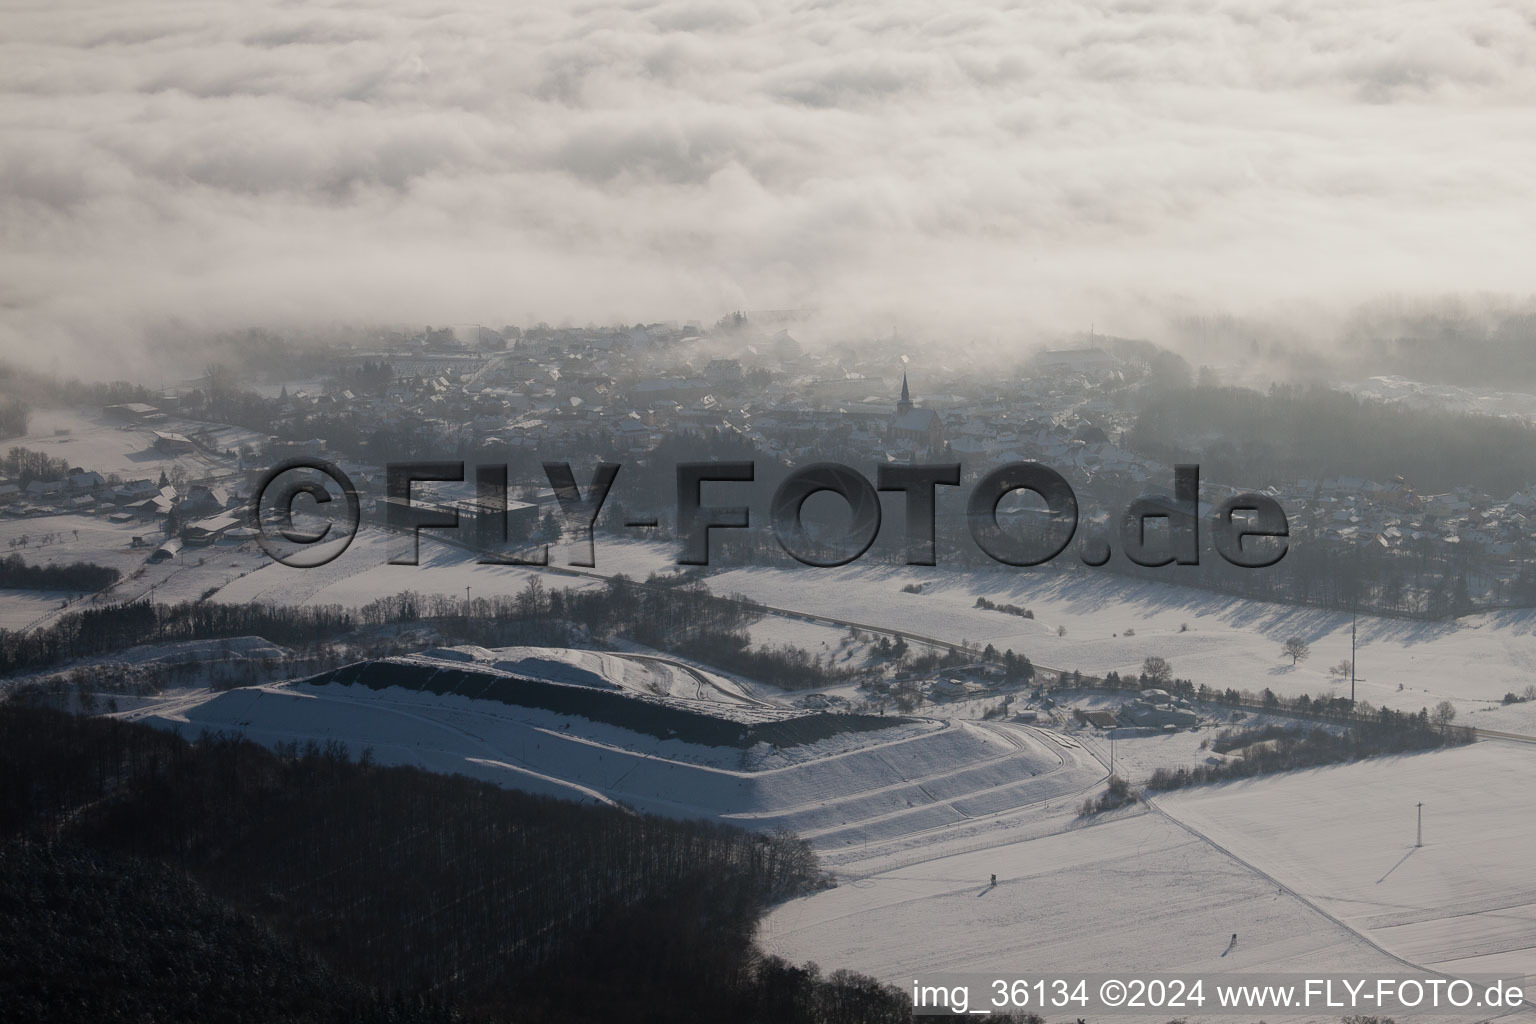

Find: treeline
[7,572,905,693]
[0,576,789,687]
[2,445,69,486]
[974,597,1034,619]
[1341,305,1536,389]
[1078,775,1137,817]
[359,574,846,691]
[1128,382,1536,499]
[0,704,936,1023]
[354,573,760,644]
[1077,665,1359,721]
[0,554,119,592]
[1145,715,1473,791]
[0,599,355,674]
[1055,665,1476,740]
[672,632,856,691]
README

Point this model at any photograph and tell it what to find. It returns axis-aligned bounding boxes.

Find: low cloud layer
[3,0,1535,375]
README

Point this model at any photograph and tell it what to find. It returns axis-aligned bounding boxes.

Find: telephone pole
[1416,801,1423,847]
[1351,614,1357,704]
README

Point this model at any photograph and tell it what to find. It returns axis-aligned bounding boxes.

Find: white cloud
[2,0,1535,375]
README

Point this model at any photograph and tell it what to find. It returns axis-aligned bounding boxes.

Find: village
[0,319,1528,618]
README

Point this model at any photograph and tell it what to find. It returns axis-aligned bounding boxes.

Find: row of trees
[1145,713,1473,791]
[2,445,69,486]
[0,598,359,674]
[0,573,854,692]
[0,554,119,593]
[1130,381,1536,498]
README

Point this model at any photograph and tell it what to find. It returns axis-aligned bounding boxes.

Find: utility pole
[1351,614,1357,705]
[1417,801,1423,847]
[464,585,471,615]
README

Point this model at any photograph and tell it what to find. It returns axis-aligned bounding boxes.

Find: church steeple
[897,372,913,416]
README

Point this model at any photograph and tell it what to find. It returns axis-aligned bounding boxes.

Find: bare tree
[1431,700,1457,728]
[1141,655,1172,685]
[1282,637,1311,665]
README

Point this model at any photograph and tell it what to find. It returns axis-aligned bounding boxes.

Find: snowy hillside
[124,646,1106,851]
[762,809,1428,990]
[1156,741,1536,978]
[211,530,1536,728]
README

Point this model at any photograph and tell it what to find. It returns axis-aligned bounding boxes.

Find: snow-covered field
[759,741,1536,1021]
[0,589,72,630]
[762,808,1421,985]
[0,510,268,629]
[210,530,1536,728]
[1156,742,1536,979]
[10,408,249,479]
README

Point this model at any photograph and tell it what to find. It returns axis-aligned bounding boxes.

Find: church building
[886,373,944,451]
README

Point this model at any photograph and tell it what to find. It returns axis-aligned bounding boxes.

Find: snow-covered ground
[391,644,764,706]
[9,407,251,480]
[762,808,1424,990]
[760,740,1536,1021]
[0,511,269,631]
[1346,375,1536,425]
[122,651,1107,850]
[1155,741,1536,979]
[82,633,1536,1019]
[0,588,73,630]
[211,530,1536,727]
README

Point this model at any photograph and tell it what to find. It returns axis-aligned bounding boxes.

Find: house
[153,431,197,455]
[148,537,184,563]
[612,417,653,451]
[452,496,538,545]
[113,479,159,503]
[104,402,160,422]
[182,484,231,516]
[930,677,982,700]
[65,470,106,492]
[184,511,243,545]
[1120,697,1198,729]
